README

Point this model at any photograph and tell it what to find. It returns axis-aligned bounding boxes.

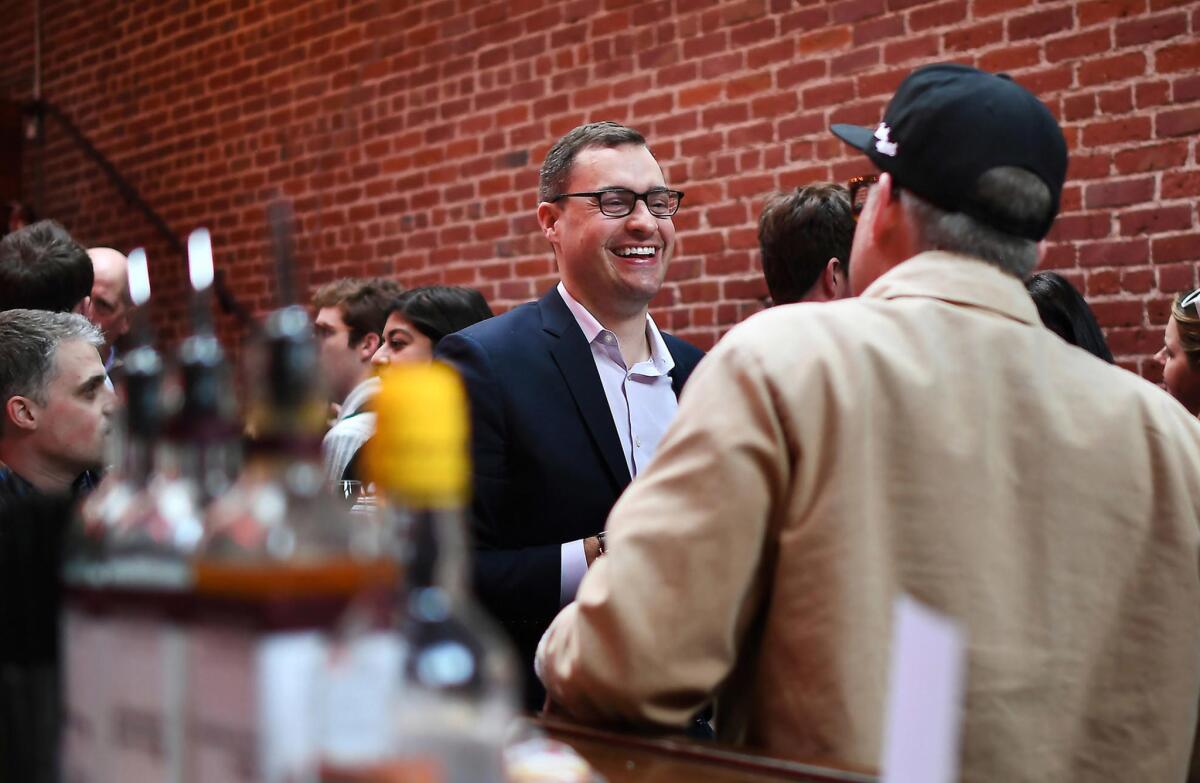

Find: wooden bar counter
[534,716,878,783]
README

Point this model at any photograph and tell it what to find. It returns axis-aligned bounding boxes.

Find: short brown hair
[312,277,403,346]
[757,183,854,305]
[538,121,647,203]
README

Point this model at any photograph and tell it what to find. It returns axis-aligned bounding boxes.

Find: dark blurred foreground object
[0,490,74,783]
[1025,271,1114,362]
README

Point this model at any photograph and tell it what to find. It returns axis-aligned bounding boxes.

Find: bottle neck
[121,434,156,486]
[397,505,469,597]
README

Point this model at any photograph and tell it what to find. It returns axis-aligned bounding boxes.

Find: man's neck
[566,288,652,366]
[0,443,81,494]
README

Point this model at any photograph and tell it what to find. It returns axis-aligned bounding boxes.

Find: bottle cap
[367,362,469,506]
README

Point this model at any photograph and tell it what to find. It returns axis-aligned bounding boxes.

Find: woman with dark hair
[1155,289,1200,416]
[342,286,493,482]
[371,285,494,366]
[1025,271,1114,363]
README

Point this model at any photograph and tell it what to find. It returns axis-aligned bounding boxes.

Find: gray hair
[901,167,1049,278]
[0,309,103,412]
[538,121,648,203]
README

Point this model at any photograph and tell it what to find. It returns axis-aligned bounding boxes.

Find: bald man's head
[87,247,133,352]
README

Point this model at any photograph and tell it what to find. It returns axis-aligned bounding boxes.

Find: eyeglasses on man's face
[847,175,879,220]
[551,188,685,218]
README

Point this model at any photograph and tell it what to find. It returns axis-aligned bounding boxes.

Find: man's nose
[623,200,658,233]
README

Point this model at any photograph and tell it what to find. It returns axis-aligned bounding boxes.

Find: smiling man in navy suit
[436,121,704,708]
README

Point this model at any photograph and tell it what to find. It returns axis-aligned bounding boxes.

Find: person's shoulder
[453,298,542,345]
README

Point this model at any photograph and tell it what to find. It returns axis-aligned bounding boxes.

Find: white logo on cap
[874,122,897,157]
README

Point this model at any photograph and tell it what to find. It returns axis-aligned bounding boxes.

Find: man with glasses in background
[437,121,704,709]
[537,65,1200,780]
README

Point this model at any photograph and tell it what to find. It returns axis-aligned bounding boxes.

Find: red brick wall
[2,0,1197,376]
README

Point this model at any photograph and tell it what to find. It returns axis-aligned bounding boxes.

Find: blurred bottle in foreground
[64,247,194,783]
[189,204,396,783]
[320,363,518,783]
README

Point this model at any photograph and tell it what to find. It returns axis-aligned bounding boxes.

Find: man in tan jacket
[536,63,1200,782]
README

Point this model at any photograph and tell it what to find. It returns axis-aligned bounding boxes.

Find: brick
[1157,107,1200,138]
[1158,41,1200,73]
[1079,240,1151,269]
[1085,177,1155,208]
[1152,233,1200,264]
[979,0,1027,15]
[1080,116,1152,147]
[832,46,881,74]
[751,91,800,119]
[799,26,853,53]
[802,78,857,109]
[1063,93,1096,121]
[1174,75,1200,102]
[746,38,794,69]
[1121,268,1155,294]
[1115,12,1189,46]
[853,14,905,45]
[980,44,1041,73]
[1078,0,1147,26]
[1078,52,1146,86]
[1008,7,1075,40]
[1118,205,1193,236]
[832,0,886,23]
[1098,87,1133,114]
[1162,171,1200,200]
[1113,142,1188,174]
[1046,29,1112,63]
[1135,80,1171,108]
[679,81,724,108]
[781,6,831,35]
[910,0,967,31]
[1047,213,1112,242]
[727,72,773,99]
[1157,263,1196,292]
[883,34,939,64]
[944,21,1003,52]
[777,59,827,89]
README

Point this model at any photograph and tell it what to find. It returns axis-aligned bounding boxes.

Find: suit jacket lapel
[539,289,632,492]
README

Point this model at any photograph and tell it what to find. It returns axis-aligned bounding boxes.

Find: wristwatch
[596,530,608,556]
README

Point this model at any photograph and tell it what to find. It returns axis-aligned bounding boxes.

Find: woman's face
[372,312,434,367]
[1156,316,1200,415]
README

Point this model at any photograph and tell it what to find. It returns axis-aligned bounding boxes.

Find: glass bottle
[321,363,518,783]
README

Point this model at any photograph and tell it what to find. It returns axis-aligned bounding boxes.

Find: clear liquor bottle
[321,363,518,783]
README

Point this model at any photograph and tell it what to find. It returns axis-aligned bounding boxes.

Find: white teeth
[614,247,656,257]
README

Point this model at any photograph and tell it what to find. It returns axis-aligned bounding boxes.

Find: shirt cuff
[559,538,588,607]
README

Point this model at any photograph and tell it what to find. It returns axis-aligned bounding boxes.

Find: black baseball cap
[831,63,1068,241]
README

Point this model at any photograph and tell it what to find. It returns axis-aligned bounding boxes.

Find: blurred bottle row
[59,225,518,783]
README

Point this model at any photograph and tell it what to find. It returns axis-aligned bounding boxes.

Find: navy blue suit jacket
[436,288,704,702]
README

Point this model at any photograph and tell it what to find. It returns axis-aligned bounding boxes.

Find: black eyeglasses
[551,188,685,218]
[847,174,902,220]
[847,175,879,220]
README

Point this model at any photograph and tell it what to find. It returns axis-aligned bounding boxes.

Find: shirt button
[635,436,642,449]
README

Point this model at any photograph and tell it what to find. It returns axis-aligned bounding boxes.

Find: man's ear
[820,258,842,300]
[5,396,38,433]
[537,201,561,245]
[358,332,381,363]
[75,295,92,319]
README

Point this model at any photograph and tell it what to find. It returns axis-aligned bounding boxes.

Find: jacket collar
[861,251,1041,326]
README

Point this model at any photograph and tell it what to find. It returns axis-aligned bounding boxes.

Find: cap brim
[831,123,875,153]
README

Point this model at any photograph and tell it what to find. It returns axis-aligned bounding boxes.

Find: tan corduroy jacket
[537,252,1200,782]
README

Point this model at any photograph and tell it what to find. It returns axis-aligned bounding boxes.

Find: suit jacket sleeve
[436,331,563,626]
[535,334,783,728]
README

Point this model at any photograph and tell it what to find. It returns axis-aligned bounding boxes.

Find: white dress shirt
[556,282,678,605]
